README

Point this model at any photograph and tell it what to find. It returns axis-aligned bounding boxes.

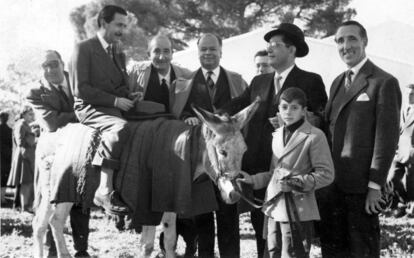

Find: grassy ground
[1,199,413,258]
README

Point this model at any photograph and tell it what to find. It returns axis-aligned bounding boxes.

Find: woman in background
[7,106,36,212]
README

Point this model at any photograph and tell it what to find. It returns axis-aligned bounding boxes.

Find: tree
[69,0,356,61]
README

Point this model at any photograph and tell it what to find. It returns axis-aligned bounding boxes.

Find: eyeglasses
[41,60,60,69]
[267,41,289,49]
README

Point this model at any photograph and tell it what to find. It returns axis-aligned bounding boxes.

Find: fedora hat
[264,23,309,57]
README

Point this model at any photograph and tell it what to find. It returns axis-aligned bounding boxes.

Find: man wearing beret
[221,23,327,258]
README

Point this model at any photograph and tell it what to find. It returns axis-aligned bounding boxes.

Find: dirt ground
[1,200,414,257]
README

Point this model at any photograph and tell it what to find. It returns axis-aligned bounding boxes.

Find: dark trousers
[389,160,414,203]
[194,188,240,258]
[45,205,90,256]
[318,185,380,258]
[266,218,313,258]
[251,208,266,258]
[77,108,129,170]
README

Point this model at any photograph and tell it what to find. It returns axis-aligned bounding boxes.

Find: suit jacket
[325,60,401,193]
[26,72,76,132]
[251,121,334,221]
[171,67,248,118]
[395,105,414,164]
[69,36,129,120]
[128,62,193,111]
[221,65,327,174]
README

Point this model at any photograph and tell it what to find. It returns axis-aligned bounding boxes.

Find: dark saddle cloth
[42,118,217,224]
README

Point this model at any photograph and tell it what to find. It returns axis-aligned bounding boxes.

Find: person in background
[254,49,274,75]
[238,87,334,258]
[7,106,36,212]
[27,49,91,257]
[387,83,414,218]
[320,20,401,257]
[1,111,13,204]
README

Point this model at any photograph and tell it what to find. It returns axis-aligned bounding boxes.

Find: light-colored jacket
[128,61,193,95]
[171,67,248,118]
[251,121,334,222]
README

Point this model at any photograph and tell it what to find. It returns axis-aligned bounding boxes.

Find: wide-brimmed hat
[264,23,309,57]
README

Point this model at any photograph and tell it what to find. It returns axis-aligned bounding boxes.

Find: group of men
[25,4,409,258]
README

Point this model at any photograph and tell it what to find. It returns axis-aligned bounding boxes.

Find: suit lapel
[325,76,342,119]
[335,60,373,117]
[91,37,121,77]
[278,122,311,160]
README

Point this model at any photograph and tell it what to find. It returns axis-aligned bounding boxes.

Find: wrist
[114,97,118,107]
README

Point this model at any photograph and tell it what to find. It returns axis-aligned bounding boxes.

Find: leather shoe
[74,251,90,257]
[93,191,129,215]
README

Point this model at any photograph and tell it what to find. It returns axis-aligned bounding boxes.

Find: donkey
[32,98,259,258]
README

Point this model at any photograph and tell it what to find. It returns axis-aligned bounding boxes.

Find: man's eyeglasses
[267,41,289,49]
[41,60,60,69]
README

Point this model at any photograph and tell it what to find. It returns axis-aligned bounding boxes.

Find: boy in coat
[238,87,334,257]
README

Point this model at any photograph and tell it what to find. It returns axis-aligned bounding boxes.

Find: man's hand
[184,117,200,126]
[115,97,135,111]
[128,92,143,102]
[269,113,283,129]
[365,188,385,214]
[236,171,253,185]
[279,180,293,192]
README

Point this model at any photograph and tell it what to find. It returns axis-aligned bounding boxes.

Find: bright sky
[0,0,413,76]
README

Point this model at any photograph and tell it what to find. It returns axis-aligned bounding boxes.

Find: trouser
[251,208,266,258]
[45,205,90,256]
[159,218,197,256]
[194,186,240,258]
[77,108,129,170]
[266,218,313,258]
[318,185,380,258]
[388,160,414,203]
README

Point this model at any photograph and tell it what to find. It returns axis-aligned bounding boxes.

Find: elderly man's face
[198,35,222,70]
[148,36,172,74]
[254,55,274,75]
[42,52,65,84]
[335,25,367,68]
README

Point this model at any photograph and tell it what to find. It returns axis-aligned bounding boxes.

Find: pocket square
[356,93,370,101]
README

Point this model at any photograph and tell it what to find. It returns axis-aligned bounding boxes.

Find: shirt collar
[274,64,295,86]
[51,76,68,89]
[97,31,110,51]
[348,57,368,78]
[158,65,172,86]
[202,66,221,84]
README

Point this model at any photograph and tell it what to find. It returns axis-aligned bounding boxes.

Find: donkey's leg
[161,212,177,258]
[49,202,74,258]
[32,196,53,258]
[140,225,156,257]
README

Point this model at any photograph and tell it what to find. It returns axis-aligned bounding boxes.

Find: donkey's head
[192,97,260,204]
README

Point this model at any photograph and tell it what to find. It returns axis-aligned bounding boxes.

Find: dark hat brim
[264,28,309,57]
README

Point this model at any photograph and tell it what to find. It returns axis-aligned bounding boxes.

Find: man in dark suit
[27,50,90,257]
[69,5,136,215]
[320,20,401,257]
[221,23,327,258]
[387,83,414,218]
[172,33,247,258]
[1,111,12,204]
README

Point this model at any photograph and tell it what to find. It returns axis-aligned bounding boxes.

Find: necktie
[344,70,354,91]
[206,71,214,90]
[58,85,70,104]
[160,78,170,111]
[107,45,114,61]
[274,75,282,94]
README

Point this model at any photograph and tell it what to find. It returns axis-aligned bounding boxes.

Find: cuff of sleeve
[368,181,381,190]
[114,97,118,107]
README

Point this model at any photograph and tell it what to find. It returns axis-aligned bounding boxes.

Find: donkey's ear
[232,96,260,130]
[192,105,223,134]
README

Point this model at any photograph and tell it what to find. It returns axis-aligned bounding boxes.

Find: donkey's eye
[218,150,227,157]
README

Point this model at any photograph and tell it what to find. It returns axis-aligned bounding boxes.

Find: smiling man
[320,20,401,257]
[128,34,192,113]
[69,5,134,215]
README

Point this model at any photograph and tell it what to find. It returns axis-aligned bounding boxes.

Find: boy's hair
[280,87,307,107]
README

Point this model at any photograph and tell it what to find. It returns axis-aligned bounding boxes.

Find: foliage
[69,0,356,62]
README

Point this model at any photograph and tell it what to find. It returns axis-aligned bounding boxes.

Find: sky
[0,0,413,75]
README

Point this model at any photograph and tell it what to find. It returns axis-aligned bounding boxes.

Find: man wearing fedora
[221,23,327,258]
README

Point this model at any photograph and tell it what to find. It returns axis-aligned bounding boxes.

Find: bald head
[198,33,222,70]
[148,35,173,75]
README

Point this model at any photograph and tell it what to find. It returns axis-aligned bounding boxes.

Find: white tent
[173,21,414,97]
